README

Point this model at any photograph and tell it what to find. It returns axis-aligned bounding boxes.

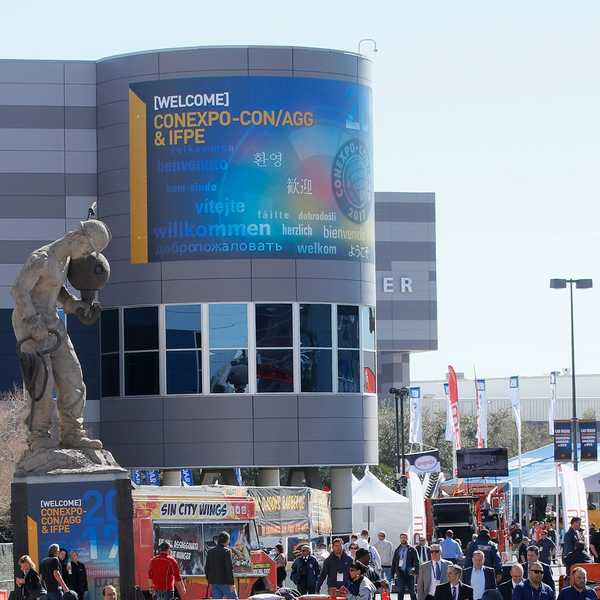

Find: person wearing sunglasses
[512,561,555,600]
[523,546,555,591]
[417,544,451,600]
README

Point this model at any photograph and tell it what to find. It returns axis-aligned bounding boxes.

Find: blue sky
[2,1,599,380]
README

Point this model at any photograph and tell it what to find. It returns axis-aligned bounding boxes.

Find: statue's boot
[61,431,103,450]
[29,433,59,451]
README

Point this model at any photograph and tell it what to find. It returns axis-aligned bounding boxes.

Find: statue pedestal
[11,472,134,600]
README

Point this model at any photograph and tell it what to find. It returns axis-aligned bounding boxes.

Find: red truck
[133,487,276,598]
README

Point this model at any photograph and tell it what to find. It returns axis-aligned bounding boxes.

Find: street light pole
[568,280,578,471]
[550,277,593,471]
[390,386,409,494]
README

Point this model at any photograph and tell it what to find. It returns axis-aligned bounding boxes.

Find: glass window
[101,308,119,353]
[256,349,293,393]
[300,304,331,348]
[337,305,359,349]
[210,350,249,393]
[361,306,376,351]
[167,350,202,394]
[124,306,158,351]
[124,352,159,395]
[209,304,247,348]
[256,304,292,347]
[166,304,201,349]
[363,351,377,394]
[301,349,332,393]
[338,349,360,392]
[101,354,119,397]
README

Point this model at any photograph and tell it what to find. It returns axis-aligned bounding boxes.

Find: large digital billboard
[129,76,373,263]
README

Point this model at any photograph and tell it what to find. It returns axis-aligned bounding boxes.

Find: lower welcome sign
[12,474,133,600]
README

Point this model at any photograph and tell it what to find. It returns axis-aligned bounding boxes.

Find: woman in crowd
[349,542,359,560]
[347,561,376,600]
[15,555,45,600]
[58,548,71,587]
[70,551,88,600]
[274,544,287,588]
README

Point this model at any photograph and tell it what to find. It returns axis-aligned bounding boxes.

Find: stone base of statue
[11,471,134,600]
[15,447,125,477]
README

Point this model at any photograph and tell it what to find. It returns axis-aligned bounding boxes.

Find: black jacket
[317,551,354,589]
[205,544,234,585]
[462,566,497,591]
[391,544,420,577]
[434,582,474,600]
[70,561,88,594]
[498,580,519,600]
[19,569,44,600]
[464,535,502,572]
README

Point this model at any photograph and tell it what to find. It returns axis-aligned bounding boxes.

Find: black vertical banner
[580,421,598,461]
[554,420,572,461]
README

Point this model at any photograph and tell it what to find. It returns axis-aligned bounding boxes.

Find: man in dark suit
[498,564,524,600]
[513,561,554,600]
[392,532,420,600]
[462,551,497,600]
[434,565,474,600]
[523,546,555,591]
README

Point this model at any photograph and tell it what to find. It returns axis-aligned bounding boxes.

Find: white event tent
[352,469,411,542]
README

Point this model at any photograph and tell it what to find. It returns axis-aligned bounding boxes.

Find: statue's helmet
[80,219,111,253]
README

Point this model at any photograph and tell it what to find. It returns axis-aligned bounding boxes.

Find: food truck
[132,486,276,598]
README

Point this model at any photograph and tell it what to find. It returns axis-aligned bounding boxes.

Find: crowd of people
[278,521,599,600]
[14,544,89,600]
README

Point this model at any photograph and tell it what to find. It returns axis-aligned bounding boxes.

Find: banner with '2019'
[129,76,374,263]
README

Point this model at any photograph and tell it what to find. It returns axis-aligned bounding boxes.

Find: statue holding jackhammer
[11,220,111,452]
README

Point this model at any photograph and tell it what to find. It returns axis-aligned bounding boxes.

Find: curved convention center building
[0,46,437,534]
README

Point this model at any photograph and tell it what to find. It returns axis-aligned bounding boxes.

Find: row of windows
[101,303,376,397]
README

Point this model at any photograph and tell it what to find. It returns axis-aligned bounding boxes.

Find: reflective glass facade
[100,303,376,397]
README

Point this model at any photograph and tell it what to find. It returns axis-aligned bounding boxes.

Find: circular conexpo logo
[332,139,372,224]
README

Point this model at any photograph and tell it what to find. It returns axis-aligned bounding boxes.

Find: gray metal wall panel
[102,260,161,284]
[162,259,251,280]
[375,222,435,242]
[0,240,52,263]
[363,418,378,441]
[65,107,96,129]
[65,62,96,85]
[0,60,64,83]
[98,145,128,173]
[0,286,13,308]
[253,394,298,419]
[100,280,162,306]
[162,278,252,303]
[296,278,362,303]
[0,196,65,219]
[0,218,65,240]
[378,339,437,351]
[101,214,129,238]
[106,443,165,468]
[362,394,378,419]
[376,302,437,320]
[97,101,128,129]
[0,83,64,105]
[158,47,248,72]
[296,259,361,280]
[65,151,96,174]
[254,442,298,465]
[251,278,296,301]
[102,235,129,260]
[163,395,252,420]
[97,124,128,151]
[375,202,436,222]
[98,168,128,195]
[165,442,253,467]
[96,74,157,105]
[101,420,163,445]
[254,419,298,442]
[165,419,253,443]
[292,49,358,77]
[0,151,64,173]
[300,418,363,441]
[0,129,64,150]
[66,173,97,195]
[249,47,293,70]
[97,53,159,84]
[376,241,436,264]
[299,395,363,418]
[299,441,373,465]
[65,129,96,151]
[98,191,128,217]
[101,397,163,421]
[251,259,295,278]
[65,84,96,107]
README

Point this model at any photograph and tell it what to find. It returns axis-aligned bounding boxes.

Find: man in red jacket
[148,541,187,600]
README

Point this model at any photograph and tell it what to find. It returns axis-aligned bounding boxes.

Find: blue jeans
[47,592,63,600]
[155,592,174,600]
[383,567,392,582]
[211,584,238,599]
[396,574,417,600]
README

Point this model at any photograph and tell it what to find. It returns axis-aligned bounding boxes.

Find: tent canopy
[352,469,410,542]
[447,444,600,495]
